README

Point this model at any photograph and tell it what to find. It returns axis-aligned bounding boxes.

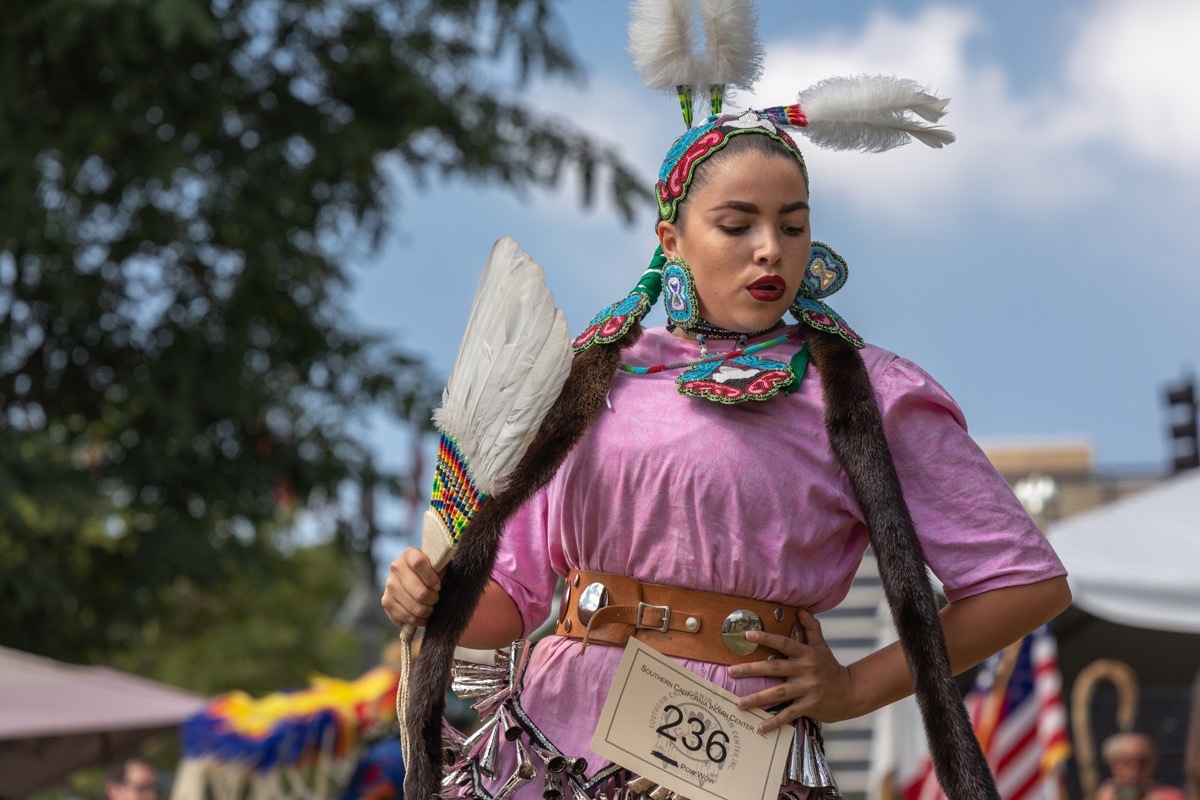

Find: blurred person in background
[104,757,160,800]
[1097,732,1184,800]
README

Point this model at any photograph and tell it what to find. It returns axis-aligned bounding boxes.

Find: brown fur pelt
[403,329,637,800]
[807,329,999,800]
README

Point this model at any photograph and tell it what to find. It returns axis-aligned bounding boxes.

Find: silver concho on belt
[577,582,609,626]
[721,609,764,655]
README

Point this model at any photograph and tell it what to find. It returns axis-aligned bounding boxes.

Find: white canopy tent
[0,646,206,799]
[1049,469,1200,635]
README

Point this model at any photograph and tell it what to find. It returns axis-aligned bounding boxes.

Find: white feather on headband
[697,0,763,88]
[628,0,763,93]
[628,0,698,92]
[797,75,956,152]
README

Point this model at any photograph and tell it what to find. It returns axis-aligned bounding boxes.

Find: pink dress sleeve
[875,356,1067,602]
[490,489,561,637]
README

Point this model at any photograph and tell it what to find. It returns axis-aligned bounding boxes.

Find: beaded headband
[656,109,808,223]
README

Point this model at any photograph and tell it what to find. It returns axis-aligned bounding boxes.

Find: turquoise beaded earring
[661,258,699,328]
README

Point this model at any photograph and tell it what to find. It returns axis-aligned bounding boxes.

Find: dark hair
[673,132,808,228]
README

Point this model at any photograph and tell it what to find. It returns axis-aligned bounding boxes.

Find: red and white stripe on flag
[901,625,1070,800]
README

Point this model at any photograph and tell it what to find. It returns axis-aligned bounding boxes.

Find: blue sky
[350,0,1200,494]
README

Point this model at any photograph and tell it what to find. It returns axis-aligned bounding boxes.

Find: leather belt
[554,569,804,666]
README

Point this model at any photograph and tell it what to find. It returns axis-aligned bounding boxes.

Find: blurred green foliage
[0,0,646,688]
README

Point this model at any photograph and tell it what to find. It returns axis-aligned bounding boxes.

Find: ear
[657,219,683,259]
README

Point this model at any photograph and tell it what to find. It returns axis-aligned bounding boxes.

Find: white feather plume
[797,75,956,152]
[697,0,763,88]
[629,0,699,92]
[431,237,572,497]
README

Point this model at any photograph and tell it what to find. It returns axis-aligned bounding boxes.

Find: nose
[754,229,783,266]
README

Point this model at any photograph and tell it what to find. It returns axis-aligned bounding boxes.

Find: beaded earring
[661,258,699,328]
[789,241,864,349]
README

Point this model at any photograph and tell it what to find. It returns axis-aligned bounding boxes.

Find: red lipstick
[747,275,785,302]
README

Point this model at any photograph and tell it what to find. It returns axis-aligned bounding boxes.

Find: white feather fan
[432,236,572,497]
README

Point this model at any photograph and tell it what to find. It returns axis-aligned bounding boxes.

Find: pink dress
[479,327,1065,795]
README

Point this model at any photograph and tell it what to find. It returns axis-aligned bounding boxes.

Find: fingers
[796,609,826,647]
[729,619,851,730]
[380,547,442,628]
[405,546,442,591]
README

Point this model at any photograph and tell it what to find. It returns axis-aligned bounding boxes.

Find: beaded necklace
[619,326,810,404]
[620,328,798,375]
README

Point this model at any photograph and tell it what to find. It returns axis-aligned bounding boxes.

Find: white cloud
[661,1,1199,224]
[734,6,1110,221]
[1065,0,1200,169]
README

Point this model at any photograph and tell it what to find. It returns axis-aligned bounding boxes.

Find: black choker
[669,318,785,340]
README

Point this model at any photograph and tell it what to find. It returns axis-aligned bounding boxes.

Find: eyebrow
[709,200,809,213]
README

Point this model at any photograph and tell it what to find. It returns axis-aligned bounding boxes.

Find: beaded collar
[620,326,810,404]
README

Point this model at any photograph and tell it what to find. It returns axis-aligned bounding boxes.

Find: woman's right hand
[381,547,442,628]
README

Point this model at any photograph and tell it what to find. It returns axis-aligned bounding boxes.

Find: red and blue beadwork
[431,433,483,543]
[572,292,652,354]
[656,109,809,223]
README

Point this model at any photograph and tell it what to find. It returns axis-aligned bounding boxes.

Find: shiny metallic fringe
[443,641,838,800]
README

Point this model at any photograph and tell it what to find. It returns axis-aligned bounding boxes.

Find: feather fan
[396,236,571,762]
[432,237,571,498]
[798,75,956,152]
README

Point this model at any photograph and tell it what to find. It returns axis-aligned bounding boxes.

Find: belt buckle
[635,602,670,633]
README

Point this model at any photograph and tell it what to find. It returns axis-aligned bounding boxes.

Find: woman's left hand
[728,610,856,732]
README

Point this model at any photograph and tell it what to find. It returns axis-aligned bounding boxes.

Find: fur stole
[404,326,999,800]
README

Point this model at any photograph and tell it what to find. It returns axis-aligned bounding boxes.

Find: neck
[669,318,785,340]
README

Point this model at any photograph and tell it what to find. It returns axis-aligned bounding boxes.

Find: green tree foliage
[0,0,646,668]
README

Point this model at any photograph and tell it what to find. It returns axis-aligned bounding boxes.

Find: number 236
[655,704,730,764]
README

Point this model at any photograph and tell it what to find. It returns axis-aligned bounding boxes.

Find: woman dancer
[384,6,1070,799]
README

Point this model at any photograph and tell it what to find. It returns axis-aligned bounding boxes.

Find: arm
[732,575,1072,731]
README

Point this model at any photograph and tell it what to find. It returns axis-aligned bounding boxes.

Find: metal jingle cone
[532,743,568,774]
[649,785,672,800]
[570,778,593,800]
[785,734,802,784]
[494,645,512,669]
[507,639,532,694]
[477,720,503,779]
[804,719,839,798]
[442,719,467,747]
[564,756,588,776]
[442,719,468,767]
[543,768,565,800]
[497,704,524,741]
[462,713,500,756]
[799,721,822,787]
[493,740,538,800]
[454,660,500,679]
[794,720,839,797]
[628,777,656,796]
[441,767,472,789]
[514,739,538,779]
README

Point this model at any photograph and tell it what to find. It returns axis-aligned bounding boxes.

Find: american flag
[903,624,1071,800]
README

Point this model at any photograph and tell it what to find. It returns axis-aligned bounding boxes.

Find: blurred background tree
[0,0,645,689]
